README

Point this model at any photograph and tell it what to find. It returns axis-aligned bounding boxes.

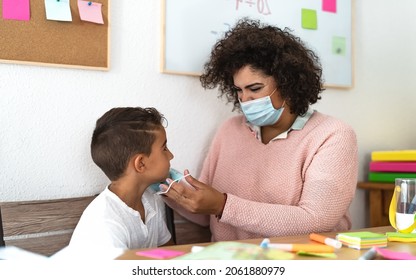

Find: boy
[68,107,174,258]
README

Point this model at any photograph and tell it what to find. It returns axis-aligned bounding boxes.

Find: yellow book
[371,150,416,161]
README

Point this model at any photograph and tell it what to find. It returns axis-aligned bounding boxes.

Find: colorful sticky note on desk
[297,251,337,259]
[386,232,416,242]
[375,247,416,260]
[175,242,294,260]
[136,248,186,259]
[336,231,387,249]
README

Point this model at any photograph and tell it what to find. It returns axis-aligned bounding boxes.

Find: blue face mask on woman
[239,88,285,126]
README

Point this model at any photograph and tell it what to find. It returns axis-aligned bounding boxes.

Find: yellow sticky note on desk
[386,232,416,242]
[297,251,337,258]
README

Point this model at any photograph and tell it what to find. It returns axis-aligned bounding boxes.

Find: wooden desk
[116,226,416,260]
[357,182,395,227]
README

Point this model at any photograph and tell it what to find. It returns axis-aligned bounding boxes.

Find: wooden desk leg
[369,190,382,227]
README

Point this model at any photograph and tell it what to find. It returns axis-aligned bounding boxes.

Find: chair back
[0,196,96,256]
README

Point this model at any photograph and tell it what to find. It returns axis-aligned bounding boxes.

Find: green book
[368,172,416,183]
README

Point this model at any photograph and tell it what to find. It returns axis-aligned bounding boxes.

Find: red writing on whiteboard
[235,0,272,15]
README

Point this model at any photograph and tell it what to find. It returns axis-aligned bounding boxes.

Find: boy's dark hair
[91,107,165,181]
[200,17,324,116]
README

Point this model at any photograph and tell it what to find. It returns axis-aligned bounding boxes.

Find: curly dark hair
[200,17,324,116]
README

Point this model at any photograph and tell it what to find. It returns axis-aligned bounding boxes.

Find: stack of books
[336,231,387,250]
[368,150,416,183]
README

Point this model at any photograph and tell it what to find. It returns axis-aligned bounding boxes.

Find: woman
[161,18,358,241]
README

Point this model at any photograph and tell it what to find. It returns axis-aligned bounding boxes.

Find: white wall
[0,1,415,230]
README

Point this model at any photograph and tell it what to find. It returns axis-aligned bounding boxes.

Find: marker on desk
[260,238,334,253]
[358,246,377,260]
[309,233,342,249]
[399,181,409,213]
[191,246,205,253]
[407,195,416,214]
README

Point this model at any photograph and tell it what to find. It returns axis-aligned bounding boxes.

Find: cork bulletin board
[0,0,110,70]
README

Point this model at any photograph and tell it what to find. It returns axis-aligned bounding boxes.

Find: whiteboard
[161,0,353,88]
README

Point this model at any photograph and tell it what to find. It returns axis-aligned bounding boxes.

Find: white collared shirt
[68,186,171,259]
[245,108,315,142]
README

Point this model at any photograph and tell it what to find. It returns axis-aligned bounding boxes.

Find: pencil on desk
[358,246,377,260]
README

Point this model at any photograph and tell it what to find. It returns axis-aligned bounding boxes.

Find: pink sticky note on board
[3,0,30,21]
[78,0,104,24]
[322,0,337,13]
[136,249,185,259]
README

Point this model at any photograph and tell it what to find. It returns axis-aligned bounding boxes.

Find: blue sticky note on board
[45,0,72,22]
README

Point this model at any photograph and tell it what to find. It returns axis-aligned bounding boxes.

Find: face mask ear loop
[269,88,277,97]
[156,174,190,195]
[269,88,285,109]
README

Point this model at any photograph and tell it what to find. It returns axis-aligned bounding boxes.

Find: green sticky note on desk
[386,232,416,238]
[336,231,387,249]
[338,231,386,239]
[175,242,294,260]
[297,251,337,258]
[386,232,416,242]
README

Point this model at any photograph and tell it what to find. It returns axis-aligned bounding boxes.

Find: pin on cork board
[0,0,110,71]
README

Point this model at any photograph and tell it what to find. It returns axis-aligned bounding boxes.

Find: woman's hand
[160,170,225,216]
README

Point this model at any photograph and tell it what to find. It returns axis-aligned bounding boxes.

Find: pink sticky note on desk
[136,249,185,259]
[375,247,416,260]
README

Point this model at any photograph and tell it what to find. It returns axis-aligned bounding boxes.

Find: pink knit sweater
[193,111,358,241]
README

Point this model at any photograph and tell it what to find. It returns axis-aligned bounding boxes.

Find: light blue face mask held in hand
[149,168,189,195]
[239,88,285,126]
